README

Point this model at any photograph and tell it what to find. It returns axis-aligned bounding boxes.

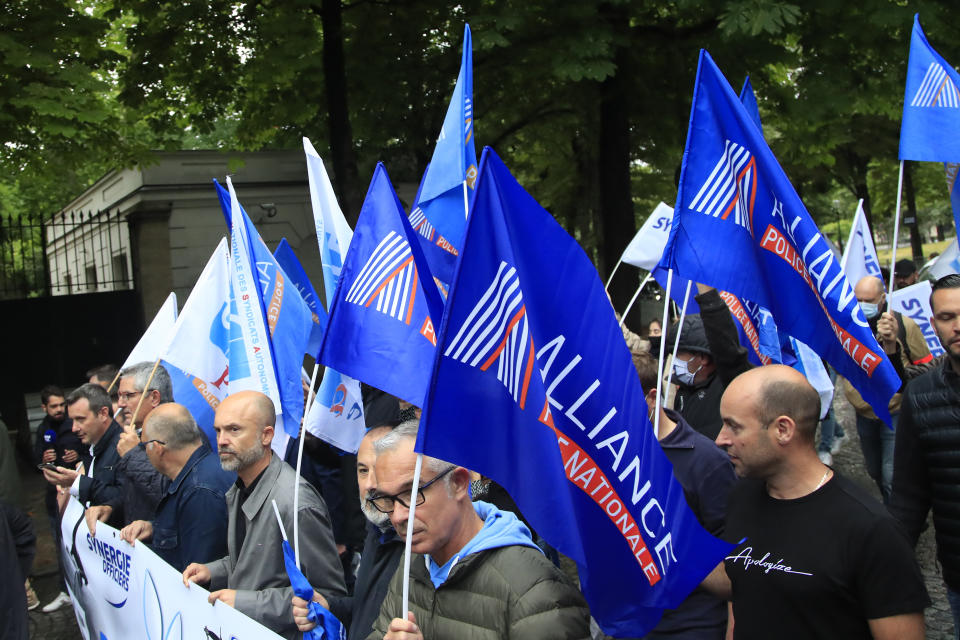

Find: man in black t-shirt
[704,365,928,640]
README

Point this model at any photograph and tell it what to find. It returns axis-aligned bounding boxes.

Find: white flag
[890,280,945,357]
[122,292,177,370]
[789,337,835,419]
[840,200,883,286]
[303,137,366,452]
[620,202,674,271]
[929,238,960,280]
[162,239,231,407]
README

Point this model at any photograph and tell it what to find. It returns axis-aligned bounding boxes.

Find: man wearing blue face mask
[665,284,753,441]
[839,276,930,504]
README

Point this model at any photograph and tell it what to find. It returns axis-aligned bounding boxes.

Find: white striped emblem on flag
[688,140,757,234]
[445,261,535,409]
[912,62,960,108]
[409,207,436,242]
[345,231,419,324]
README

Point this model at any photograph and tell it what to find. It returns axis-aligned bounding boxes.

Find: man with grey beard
[292,423,403,640]
[181,391,346,640]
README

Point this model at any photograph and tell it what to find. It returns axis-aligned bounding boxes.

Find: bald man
[839,275,930,503]
[709,366,928,640]
[181,392,346,640]
[120,403,234,571]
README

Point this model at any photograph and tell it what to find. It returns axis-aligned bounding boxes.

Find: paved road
[17,394,955,639]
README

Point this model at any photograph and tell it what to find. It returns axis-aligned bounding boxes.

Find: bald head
[855,276,884,301]
[143,403,203,450]
[730,365,821,442]
[218,391,276,432]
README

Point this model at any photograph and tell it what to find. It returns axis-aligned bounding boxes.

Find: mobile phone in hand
[37,462,58,471]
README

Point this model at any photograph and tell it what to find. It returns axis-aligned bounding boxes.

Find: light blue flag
[417,148,733,636]
[318,163,443,406]
[215,180,315,440]
[658,50,901,424]
[411,24,477,265]
[274,238,328,356]
[900,14,960,161]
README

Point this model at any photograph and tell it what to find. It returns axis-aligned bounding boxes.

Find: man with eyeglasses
[119,403,234,571]
[181,391,346,640]
[84,361,174,531]
[365,421,590,640]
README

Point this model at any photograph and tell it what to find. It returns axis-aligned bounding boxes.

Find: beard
[359,491,390,529]
[219,440,266,472]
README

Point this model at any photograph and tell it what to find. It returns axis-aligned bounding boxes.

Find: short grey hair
[121,361,174,403]
[374,419,454,477]
[144,404,203,450]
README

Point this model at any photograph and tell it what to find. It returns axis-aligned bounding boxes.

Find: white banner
[889,280,946,357]
[620,202,674,271]
[789,337,835,419]
[60,498,283,640]
[122,292,178,371]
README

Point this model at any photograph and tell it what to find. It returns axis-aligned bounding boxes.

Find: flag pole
[293,362,322,569]
[887,161,905,299]
[129,358,163,432]
[664,281,694,413]
[462,180,470,220]
[604,260,622,292]
[401,453,424,620]
[653,270,673,435]
[619,272,653,327]
[105,370,122,394]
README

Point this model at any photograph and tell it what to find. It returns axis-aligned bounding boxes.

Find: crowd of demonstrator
[2,269,959,640]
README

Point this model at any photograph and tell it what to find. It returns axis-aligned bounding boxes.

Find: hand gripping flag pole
[619,272,654,327]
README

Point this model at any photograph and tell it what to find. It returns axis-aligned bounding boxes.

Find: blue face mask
[860,301,880,320]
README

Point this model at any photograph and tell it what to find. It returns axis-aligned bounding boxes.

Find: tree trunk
[321,0,362,222]
[903,164,924,263]
[597,15,635,321]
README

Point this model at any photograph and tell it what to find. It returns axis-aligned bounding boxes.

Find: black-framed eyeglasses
[138,439,166,450]
[368,466,456,514]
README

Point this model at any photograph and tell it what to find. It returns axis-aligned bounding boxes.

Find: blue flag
[739,77,763,133]
[318,163,443,407]
[659,50,900,423]
[214,180,316,438]
[410,23,477,280]
[163,362,218,448]
[282,541,346,640]
[417,148,733,636]
[900,14,960,161]
[274,238,328,356]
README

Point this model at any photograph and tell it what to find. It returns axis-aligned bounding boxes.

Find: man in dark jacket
[0,501,35,640]
[120,403,234,571]
[85,361,173,530]
[665,285,752,441]
[41,383,125,528]
[890,274,960,635]
[293,423,403,639]
[32,385,83,612]
[365,421,590,640]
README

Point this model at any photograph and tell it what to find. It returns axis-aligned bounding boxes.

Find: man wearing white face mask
[839,276,930,504]
[665,284,753,441]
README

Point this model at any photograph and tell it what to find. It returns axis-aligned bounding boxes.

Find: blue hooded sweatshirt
[425,500,542,588]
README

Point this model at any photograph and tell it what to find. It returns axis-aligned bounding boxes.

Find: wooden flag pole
[129,358,162,432]
[664,280,694,414]
[105,369,122,394]
[293,362,321,569]
[887,161,906,299]
[619,272,654,327]
[653,270,674,435]
[401,453,424,620]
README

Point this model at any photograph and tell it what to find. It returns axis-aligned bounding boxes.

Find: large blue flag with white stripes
[900,14,960,162]
[659,50,900,423]
[319,163,443,407]
[417,148,732,636]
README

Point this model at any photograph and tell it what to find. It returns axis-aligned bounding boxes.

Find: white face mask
[860,301,880,320]
[672,356,703,386]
